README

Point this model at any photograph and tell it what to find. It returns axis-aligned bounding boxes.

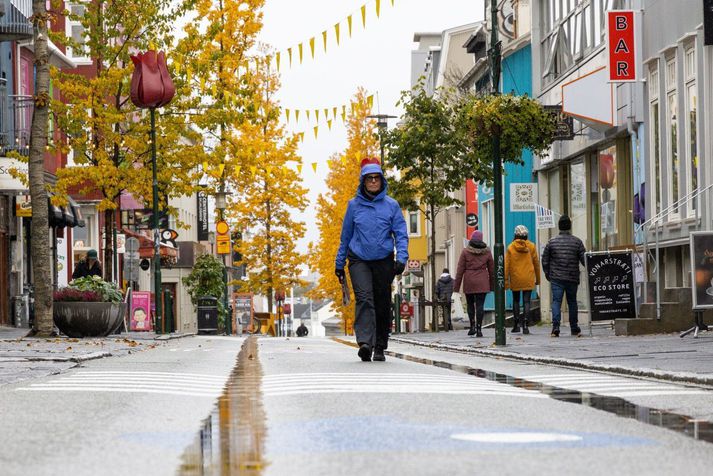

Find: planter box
[53,302,127,338]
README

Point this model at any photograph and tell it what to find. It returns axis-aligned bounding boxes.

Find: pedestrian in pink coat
[454,230,494,337]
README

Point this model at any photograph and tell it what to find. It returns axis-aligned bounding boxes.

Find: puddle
[332,338,713,445]
[178,336,267,475]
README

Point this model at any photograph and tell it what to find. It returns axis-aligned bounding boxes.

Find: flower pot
[53,302,127,338]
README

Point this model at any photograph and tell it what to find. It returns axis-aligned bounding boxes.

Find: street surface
[2,336,713,475]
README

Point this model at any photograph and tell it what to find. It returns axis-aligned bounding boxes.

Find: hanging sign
[607,10,637,82]
[197,191,209,241]
[465,179,478,238]
[544,105,575,140]
[586,251,636,321]
[535,204,555,229]
[510,183,537,212]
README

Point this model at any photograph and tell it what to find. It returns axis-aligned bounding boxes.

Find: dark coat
[436,274,454,301]
[72,260,102,280]
[542,231,586,284]
[454,242,494,294]
[296,324,309,337]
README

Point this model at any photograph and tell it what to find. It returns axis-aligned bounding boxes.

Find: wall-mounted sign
[544,105,575,140]
[15,195,31,217]
[586,251,636,321]
[197,191,209,241]
[510,183,537,212]
[465,179,478,238]
[0,158,28,191]
[607,10,637,82]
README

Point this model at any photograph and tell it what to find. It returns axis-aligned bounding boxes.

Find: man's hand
[394,261,406,276]
[335,268,345,284]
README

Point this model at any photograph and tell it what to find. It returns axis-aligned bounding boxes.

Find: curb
[391,336,713,388]
[154,332,197,341]
[5,351,114,363]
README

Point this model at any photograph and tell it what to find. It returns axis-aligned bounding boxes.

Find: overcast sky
[257,0,485,254]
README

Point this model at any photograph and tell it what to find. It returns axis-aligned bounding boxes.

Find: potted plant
[53,276,126,337]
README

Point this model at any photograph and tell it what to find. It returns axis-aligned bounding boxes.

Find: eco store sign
[0,158,28,191]
[586,251,636,321]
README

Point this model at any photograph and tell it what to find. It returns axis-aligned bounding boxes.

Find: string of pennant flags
[285,94,375,142]
[202,152,369,179]
[273,0,396,71]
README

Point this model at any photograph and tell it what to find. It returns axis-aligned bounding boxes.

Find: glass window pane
[651,102,661,215]
[668,93,679,213]
[599,146,617,249]
[688,84,698,213]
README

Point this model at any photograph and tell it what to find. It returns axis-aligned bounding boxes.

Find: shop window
[570,160,587,247]
[684,46,697,217]
[599,146,617,249]
[667,91,679,217]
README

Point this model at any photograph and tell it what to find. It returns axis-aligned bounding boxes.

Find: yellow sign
[15,195,32,217]
[216,220,229,235]
[216,235,231,254]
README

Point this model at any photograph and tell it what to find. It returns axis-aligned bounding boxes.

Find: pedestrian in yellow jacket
[505,225,540,334]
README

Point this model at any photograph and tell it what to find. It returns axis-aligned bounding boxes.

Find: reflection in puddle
[388,350,713,445]
[179,336,267,475]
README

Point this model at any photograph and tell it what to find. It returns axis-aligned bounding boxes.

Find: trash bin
[197,296,218,334]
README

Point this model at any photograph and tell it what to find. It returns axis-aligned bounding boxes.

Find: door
[161,283,177,333]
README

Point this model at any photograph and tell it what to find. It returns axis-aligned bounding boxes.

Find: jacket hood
[512,239,530,253]
[356,163,388,201]
[466,243,489,254]
[438,274,453,282]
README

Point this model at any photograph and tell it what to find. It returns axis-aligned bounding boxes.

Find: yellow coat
[505,239,540,291]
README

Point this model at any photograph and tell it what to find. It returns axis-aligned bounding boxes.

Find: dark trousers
[551,280,579,329]
[465,293,487,327]
[511,290,532,324]
[348,253,394,349]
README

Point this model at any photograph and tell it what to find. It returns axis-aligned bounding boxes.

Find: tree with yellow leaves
[50,0,199,281]
[228,58,308,314]
[309,89,379,334]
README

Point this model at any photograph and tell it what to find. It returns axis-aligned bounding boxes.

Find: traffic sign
[400,302,413,317]
[216,220,229,235]
[216,234,231,254]
[406,260,422,272]
[125,237,140,252]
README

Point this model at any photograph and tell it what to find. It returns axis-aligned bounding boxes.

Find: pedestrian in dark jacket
[72,249,102,280]
[335,158,409,362]
[436,268,454,331]
[296,322,309,337]
[454,231,494,337]
[542,215,586,337]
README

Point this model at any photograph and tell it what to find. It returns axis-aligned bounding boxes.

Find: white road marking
[451,432,583,443]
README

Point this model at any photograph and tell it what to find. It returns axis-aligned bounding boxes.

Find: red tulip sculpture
[599,154,615,190]
[130,50,175,109]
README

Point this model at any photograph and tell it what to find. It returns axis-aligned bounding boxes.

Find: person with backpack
[454,231,494,338]
[436,268,455,331]
[505,225,540,334]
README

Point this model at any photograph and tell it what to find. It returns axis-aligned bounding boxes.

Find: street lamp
[214,189,231,335]
[367,114,397,166]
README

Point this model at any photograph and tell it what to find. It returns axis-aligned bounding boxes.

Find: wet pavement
[391,325,713,386]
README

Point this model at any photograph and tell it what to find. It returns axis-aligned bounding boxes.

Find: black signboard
[544,105,575,141]
[586,251,636,321]
[690,232,713,309]
[466,213,479,227]
[705,0,713,45]
[197,191,209,241]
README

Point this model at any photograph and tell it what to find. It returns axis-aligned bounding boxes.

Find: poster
[197,191,210,241]
[56,237,68,287]
[233,293,253,330]
[510,183,537,212]
[130,291,153,331]
[690,232,713,309]
[586,251,636,321]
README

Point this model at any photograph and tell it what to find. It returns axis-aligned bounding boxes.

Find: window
[599,145,617,249]
[665,56,679,217]
[408,210,420,236]
[684,47,697,217]
[649,65,661,216]
[67,4,89,61]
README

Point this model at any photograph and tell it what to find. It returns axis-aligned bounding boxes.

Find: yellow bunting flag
[298,43,303,63]
[299,132,305,142]
[324,108,329,119]
[327,119,333,130]
[276,51,281,71]
[341,111,346,122]
[285,109,290,122]
[309,37,315,58]
[376,0,381,17]
[297,164,303,174]
[288,47,293,66]
[347,15,353,37]
[313,126,319,139]
[367,95,374,109]
[361,5,366,28]
[334,23,340,45]
[295,110,300,123]
[322,31,328,52]
[391,0,394,5]
[218,163,225,176]
[333,106,337,118]
[342,104,347,115]
[315,109,320,122]
[306,110,311,121]
[311,162,318,173]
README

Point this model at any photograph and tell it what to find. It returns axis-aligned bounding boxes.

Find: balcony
[0,0,33,42]
[0,79,33,157]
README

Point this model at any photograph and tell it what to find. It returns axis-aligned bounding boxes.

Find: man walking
[542,215,585,337]
[436,268,454,330]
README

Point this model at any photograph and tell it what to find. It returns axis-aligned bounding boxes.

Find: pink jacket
[454,243,494,294]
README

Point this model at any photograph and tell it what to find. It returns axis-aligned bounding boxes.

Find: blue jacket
[335,164,409,268]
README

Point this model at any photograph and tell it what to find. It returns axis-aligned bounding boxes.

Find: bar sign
[607,10,636,82]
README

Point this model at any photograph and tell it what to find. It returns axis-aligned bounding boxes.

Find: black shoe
[476,326,483,338]
[511,323,521,333]
[551,326,560,337]
[373,347,385,362]
[468,326,476,336]
[571,327,582,337]
[523,325,530,335]
[358,344,372,362]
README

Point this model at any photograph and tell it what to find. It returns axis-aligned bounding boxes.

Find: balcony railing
[0,0,33,42]
[0,80,33,156]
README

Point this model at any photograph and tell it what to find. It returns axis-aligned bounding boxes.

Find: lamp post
[489,0,506,346]
[367,114,397,166]
[215,189,231,335]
